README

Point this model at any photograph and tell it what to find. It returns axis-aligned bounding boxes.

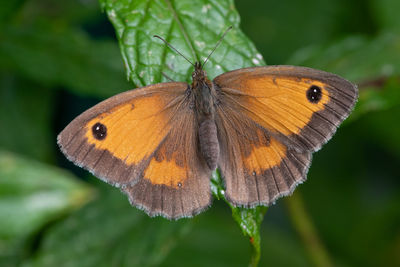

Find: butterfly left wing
[58,83,211,219]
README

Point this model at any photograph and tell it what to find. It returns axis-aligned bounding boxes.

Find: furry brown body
[191,62,220,170]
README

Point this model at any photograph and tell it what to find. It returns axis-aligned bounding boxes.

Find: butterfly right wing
[213,65,356,206]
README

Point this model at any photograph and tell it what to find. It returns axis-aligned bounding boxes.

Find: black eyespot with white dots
[306,85,322,103]
[92,122,107,140]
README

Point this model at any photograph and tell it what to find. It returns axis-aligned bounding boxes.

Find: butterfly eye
[92,122,107,140]
[306,85,322,103]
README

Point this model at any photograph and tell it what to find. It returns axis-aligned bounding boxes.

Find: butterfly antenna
[202,26,233,68]
[153,35,195,67]
[161,72,175,82]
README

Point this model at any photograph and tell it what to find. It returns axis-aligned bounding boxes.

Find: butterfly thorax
[191,62,217,117]
[191,62,220,171]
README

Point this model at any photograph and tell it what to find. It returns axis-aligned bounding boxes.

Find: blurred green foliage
[0,0,399,266]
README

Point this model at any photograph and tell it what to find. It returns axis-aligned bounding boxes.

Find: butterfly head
[192,62,206,78]
[191,62,211,89]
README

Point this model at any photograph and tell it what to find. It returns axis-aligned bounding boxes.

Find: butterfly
[58,31,358,220]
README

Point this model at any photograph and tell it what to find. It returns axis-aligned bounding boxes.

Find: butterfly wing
[216,98,311,206]
[214,65,357,205]
[58,83,211,219]
[214,65,358,152]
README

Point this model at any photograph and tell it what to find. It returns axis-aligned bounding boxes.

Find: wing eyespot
[306,85,322,103]
[92,122,107,140]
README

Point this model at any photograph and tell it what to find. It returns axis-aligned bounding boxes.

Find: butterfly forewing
[214,65,358,152]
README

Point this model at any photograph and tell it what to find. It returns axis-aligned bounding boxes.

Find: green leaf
[0,150,93,266]
[24,183,192,267]
[161,208,310,267]
[100,0,265,87]
[370,0,400,33]
[232,206,267,267]
[287,33,400,83]
[0,0,25,26]
[0,73,54,162]
[211,171,267,267]
[357,105,400,159]
[356,77,400,119]
[0,24,131,98]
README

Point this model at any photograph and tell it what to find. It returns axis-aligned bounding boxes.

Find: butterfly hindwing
[214,65,358,152]
[216,97,312,206]
[58,82,212,219]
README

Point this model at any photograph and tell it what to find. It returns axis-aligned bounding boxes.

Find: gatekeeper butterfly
[58,28,358,219]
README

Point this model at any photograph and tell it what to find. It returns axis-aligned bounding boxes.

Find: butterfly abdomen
[190,63,221,171]
[199,119,219,170]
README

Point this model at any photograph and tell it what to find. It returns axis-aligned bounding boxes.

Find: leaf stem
[285,192,333,267]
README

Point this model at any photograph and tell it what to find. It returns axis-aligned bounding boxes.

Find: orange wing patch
[144,154,187,189]
[241,77,330,135]
[84,94,174,165]
[244,136,287,175]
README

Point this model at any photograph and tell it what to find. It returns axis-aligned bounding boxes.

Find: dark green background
[1,0,399,266]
